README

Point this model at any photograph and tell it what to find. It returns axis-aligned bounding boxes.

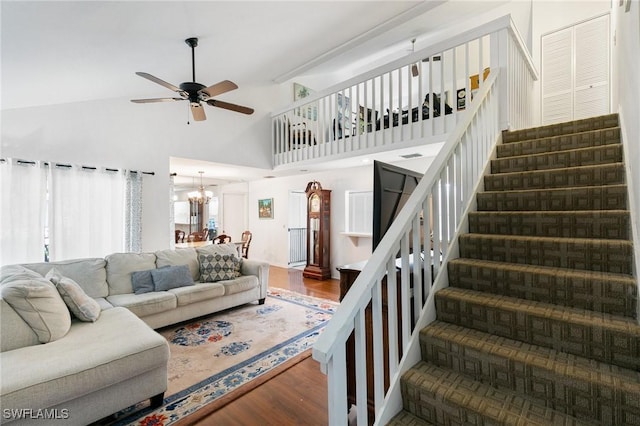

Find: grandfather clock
[303,181,331,280]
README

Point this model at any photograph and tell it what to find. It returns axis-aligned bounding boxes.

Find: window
[1,158,145,264]
[345,190,373,235]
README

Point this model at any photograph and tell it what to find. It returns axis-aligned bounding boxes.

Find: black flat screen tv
[372,160,423,252]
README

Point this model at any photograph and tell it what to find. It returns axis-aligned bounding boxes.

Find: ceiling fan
[131,37,254,121]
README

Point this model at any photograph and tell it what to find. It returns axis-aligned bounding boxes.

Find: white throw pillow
[1,277,71,343]
[46,268,101,322]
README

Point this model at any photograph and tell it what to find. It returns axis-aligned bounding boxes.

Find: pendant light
[188,171,213,204]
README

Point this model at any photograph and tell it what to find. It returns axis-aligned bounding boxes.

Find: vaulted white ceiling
[1,0,509,185]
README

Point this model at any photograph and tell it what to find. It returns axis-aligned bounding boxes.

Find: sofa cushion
[220,275,259,295]
[0,278,71,343]
[105,253,157,295]
[0,307,169,414]
[151,264,194,291]
[22,258,108,298]
[0,298,39,352]
[131,269,155,295]
[169,282,225,306]
[0,264,45,285]
[45,268,101,322]
[94,297,113,311]
[155,248,200,282]
[106,292,176,318]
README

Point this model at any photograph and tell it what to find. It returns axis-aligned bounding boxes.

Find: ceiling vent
[399,153,423,159]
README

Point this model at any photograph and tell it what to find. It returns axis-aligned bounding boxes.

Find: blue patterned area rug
[114,288,337,426]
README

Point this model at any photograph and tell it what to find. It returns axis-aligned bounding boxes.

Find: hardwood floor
[193,266,340,425]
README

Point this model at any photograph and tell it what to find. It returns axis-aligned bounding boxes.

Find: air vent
[399,153,423,159]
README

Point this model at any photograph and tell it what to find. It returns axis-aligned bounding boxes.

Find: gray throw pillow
[131,269,155,294]
[151,264,194,291]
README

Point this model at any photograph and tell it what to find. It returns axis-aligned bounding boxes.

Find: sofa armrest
[240,259,269,299]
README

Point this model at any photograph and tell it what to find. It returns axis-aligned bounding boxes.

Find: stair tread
[436,287,640,334]
[502,113,619,143]
[469,210,630,216]
[476,184,629,211]
[387,410,434,426]
[498,126,621,156]
[461,232,633,245]
[402,361,593,426]
[479,183,627,195]
[484,162,626,191]
[468,210,631,239]
[486,161,625,177]
[421,320,640,386]
[496,143,622,161]
[448,258,636,282]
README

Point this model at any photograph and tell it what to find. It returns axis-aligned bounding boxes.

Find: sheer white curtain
[125,171,143,253]
[0,159,47,265]
[48,165,125,260]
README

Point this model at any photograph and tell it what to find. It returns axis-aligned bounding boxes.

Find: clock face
[310,194,320,213]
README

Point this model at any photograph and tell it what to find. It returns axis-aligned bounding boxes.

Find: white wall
[612,0,640,281]
[1,84,284,253]
[220,156,434,278]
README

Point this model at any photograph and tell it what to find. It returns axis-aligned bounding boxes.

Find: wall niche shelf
[341,232,372,246]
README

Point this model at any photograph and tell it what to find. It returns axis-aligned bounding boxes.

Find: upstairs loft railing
[271,15,537,168]
[310,16,538,426]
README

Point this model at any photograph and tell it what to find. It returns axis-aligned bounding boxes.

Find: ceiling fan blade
[207,99,254,115]
[201,80,238,98]
[131,97,184,103]
[190,103,207,121]
[135,72,182,93]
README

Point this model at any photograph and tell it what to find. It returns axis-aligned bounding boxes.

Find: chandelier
[188,171,213,204]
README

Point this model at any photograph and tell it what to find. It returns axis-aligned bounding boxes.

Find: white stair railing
[312,70,501,426]
[308,14,537,426]
[272,15,537,168]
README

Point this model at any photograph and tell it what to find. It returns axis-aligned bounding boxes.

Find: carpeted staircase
[389,114,639,425]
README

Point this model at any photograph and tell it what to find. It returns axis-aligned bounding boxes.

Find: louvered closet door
[542,27,573,124]
[542,14,610,124]
[574,15,610,119]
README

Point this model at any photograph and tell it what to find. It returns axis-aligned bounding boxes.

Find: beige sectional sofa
[0,243,269,425]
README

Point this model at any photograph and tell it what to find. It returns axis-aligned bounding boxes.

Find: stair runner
[389,114,639,426]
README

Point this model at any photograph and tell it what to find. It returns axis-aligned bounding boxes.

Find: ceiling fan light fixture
[410,38,419,77]
[411,63,419,77]
[130,37,254,120]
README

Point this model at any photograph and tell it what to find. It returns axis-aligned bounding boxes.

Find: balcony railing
[272,15,536,168]
[309,15,537,426]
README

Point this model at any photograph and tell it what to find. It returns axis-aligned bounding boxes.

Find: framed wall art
[258,198,274,219]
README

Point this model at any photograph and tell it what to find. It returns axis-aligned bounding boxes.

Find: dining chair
[213,234,232,244]
[241,230,252,258]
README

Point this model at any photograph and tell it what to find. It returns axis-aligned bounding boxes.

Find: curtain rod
[0,158,155,176]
